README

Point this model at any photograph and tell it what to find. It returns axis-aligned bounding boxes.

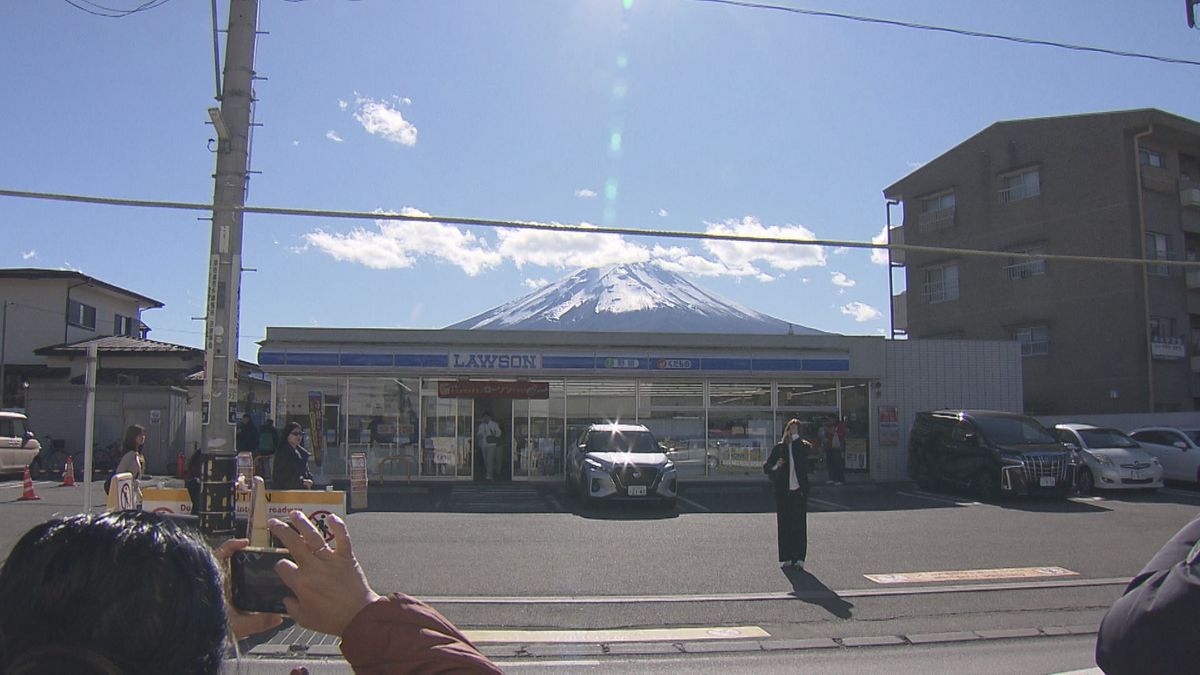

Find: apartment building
[884,109,1200,415]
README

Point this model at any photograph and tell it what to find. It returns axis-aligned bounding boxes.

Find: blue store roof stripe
[340,353,394,366]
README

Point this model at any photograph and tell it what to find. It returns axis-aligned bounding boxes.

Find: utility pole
[200,0,258,536]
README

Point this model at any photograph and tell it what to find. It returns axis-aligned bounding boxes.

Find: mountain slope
[447,263,826,335]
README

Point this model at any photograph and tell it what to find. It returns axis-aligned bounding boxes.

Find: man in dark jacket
[1095,513,1200,673]
[236,414,259,455]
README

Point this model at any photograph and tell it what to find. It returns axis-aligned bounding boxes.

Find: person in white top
[476,412,502,481]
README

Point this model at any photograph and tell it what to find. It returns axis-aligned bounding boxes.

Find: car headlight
[661,460,676,473]
[1150,457,1161,466]
[584,457,608,471]
[1095,454,1114,467]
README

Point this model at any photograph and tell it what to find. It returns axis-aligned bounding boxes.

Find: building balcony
[889,226,905,265]
[917,207,955,233]
[1182,186,1200,208]
[1151,337,1186,360]
[891,292,907,332]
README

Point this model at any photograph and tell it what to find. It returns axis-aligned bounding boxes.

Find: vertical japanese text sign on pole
[201,0,259,535]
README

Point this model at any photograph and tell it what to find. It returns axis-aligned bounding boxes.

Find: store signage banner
[450,352,541,369]
[438,380,550,399]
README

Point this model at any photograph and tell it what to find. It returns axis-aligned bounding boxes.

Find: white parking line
[676,495,711,512]
[808,497,850,510]
[897,490,981,506]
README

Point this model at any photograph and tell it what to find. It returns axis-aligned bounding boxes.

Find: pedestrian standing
[476,412,501,481]
[273,422,314,490]
[824,419,845,486]
[256,418,278,482]
[114,424,147,507]
[763,418,810,569]
[236,413,259,455]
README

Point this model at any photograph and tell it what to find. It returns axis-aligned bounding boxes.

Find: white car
[1128,427,1200,485]
[1053,424,1162,494]
[0,411,41,475]
[565,423,677,507]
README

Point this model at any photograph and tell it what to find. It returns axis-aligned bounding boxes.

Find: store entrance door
[473,398,513,482]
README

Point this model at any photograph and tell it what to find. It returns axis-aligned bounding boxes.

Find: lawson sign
[450,352,541,370]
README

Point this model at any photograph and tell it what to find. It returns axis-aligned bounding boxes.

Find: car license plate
[628,485,647,496]
[1039,476,1056,487]
[1131,470,1143,480]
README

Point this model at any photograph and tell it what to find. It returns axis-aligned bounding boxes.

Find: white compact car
[1054,424,1163,494]
[1128,427,1200,485]
[0,411,41,475]
[565,423,677,508]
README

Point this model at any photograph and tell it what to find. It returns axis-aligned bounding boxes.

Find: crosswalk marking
[865,566,1078,584]
[464,625,769,644]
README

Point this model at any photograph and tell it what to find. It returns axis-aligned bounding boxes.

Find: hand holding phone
[230,547,295,614]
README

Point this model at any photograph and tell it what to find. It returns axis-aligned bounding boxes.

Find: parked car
[1053,424,1163,494]
[565,423,677,508]
[0,411,41,475]
[663,439,720,473]
[908,410,1075,499]
[1128,427,1200,485]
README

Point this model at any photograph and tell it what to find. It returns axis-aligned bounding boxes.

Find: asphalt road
[3,475,1197,671]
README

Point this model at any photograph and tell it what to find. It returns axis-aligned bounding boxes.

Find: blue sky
[3,1,1199,362]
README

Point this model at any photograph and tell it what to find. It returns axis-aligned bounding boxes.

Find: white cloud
[351,95,417,146]
[906,161,924,169]
[574,189,597,199]
[656,208,669,217]
[522,277,549,290]
[701,216,825,274]
[21,250,36,260]
[871,224,891,265]
[497,223,649,270]
[831,272,856,288]
[338,99,348,111]
[325,130,343,143]
[303,208,502,276]
[840,301,883,322]
[292,140,300,146]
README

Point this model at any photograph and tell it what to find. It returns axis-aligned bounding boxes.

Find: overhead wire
[690,0,1200,68]
[62,0,176,18]
[3,187,1199,270]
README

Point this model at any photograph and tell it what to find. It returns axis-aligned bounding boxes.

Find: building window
[922,263,959,303]
[1150,316,1177,341]
[1145,232,1171,276]
[1012,325,1049,357]
[917,190,956,232]
[115,313,135,337]
[999,167,1041,204]
[1004,245,1046,279]
[1139,148,1165,168]
[67,300,97,331]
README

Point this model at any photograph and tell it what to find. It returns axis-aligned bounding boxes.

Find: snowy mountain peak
[447,263,826,335]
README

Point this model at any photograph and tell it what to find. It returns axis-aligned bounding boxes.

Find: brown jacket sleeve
[340,594,502,674]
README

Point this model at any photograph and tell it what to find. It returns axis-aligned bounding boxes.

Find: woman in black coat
[763,418,810,569]
[272,422,313,490]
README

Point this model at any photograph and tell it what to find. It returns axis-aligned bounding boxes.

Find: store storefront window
[638,381,707,477]
[275,376,344,479]
[777,381,841,433]
[840,380,870,472]
[512,380,565,480]
[565,379,636,445]
[707,382,772,476]
[346,377,420,480]
[421,382,473,478]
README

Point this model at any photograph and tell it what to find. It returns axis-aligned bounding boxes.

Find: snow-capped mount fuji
[447,263,825,335]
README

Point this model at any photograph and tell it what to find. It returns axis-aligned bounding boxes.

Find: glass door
[420,385,473,478]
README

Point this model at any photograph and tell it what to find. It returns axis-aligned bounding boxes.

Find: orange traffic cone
[60,455,77,487]
[18,467,40,501]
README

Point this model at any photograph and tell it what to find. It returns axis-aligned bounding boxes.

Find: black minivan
[908,410,1075,499]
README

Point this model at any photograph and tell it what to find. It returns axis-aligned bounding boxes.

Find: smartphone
[230,547,294,614]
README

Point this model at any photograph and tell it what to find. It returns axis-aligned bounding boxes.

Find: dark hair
[281,421,303,440]
[0,511,229,674]
[122,424,147,453]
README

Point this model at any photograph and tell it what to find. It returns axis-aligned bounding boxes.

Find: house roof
[0,268,164,309]
[35,335,200,357]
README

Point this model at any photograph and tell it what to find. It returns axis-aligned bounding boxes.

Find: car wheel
[1075,467,1094,496]
[971,471,997,501]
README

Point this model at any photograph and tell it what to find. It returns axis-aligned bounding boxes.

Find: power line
[4,187,1199,270]
[691,0,1200,68]
[62,0,176,18]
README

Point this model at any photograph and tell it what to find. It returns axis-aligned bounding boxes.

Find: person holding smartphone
[763,418,811,569]
[273,421,314,490]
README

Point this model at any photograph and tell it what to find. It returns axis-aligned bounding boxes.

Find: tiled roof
[36,336,201,356]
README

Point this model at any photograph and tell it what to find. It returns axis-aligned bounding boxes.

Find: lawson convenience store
[256,327,892,484]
